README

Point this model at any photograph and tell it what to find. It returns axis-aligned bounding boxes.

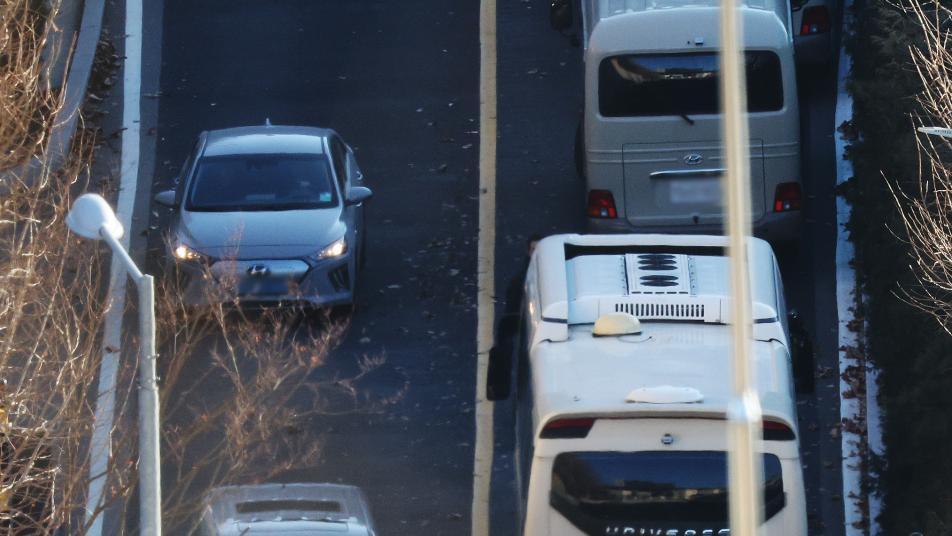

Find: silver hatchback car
[154,124,371,307]
[198,483,377,535]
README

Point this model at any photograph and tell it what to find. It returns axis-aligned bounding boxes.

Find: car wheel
[788,312,816,394]
[574,121,586,180]
[331,272,359,319]
[359,231,367,271]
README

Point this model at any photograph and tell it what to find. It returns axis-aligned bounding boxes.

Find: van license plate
[669,179,721,205]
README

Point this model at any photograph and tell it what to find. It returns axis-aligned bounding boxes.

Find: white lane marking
[472,0,497,532]
[85,0,143,532]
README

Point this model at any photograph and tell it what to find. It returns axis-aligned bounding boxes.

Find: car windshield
[186,153,337,212]
[550,451,785,534]
[598,51,784,117]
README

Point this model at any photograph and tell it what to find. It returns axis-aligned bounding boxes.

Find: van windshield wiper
[679,113,695,126]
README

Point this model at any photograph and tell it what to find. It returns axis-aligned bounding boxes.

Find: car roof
[203,125,333,157]
[587,4,791,55]
[203,483,372,535]
[525,234,796,431]
[529,234,784,343]
[589,0,786,23]
[531,322,797,431]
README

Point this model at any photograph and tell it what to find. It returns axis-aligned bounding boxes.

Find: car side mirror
[549,0,573,32]
[346,186,373,206]
[154,190,177,208]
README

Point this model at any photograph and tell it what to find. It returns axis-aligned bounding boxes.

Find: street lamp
[66,193,162,536]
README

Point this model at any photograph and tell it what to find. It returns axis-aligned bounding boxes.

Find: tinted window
[551,451,785,535]
[598,52,783,117]
[186,154,337,212]
[236,500,342,514]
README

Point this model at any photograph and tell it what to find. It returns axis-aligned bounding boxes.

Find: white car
[199,483,377,535]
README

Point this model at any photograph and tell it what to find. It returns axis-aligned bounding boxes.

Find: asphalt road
[146,1,480,533]
[488,4,845,536]
[136,0,845,534]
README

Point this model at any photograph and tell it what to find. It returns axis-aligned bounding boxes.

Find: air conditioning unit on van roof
[567,252,737,324]
[531,234,783,343]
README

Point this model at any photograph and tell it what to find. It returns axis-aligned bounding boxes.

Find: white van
[490,234,808,535]
[554,0,802,241]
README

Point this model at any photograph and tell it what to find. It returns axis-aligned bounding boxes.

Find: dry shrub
[890,1,952,332]
[0,113,106,533]
[0,1,402,533]
[0,0,63,171]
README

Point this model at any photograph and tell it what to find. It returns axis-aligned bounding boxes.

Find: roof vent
[625,386,704,404]
[626,254,692,294]
[593,312,642,336]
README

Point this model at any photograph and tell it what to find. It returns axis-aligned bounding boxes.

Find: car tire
[359,231,367,271]
[574,121,586,180]
[331,271,360,319]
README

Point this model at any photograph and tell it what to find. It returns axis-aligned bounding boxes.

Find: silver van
[571,0,802,241]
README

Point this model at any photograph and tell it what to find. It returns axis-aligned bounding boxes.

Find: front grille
[329,265,350,292]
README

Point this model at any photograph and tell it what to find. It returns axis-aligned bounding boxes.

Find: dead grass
[0,1,402,532]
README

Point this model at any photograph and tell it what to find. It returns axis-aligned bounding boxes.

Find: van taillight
[586,190,617,218]
[763,420,796,441]
[773,182,802,212]
[540,418,595,439]
[800,6,830,35]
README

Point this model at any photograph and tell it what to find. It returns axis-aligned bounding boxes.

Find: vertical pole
[718,0,764,534]
[137,275,162,536]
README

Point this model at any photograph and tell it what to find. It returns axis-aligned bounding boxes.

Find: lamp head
[66,193,124,240]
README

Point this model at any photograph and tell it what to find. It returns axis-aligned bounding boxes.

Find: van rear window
[550,451,785,535]
[598,52,783,117]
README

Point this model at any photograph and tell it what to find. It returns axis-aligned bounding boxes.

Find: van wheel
[789,312,815,394]
[574,121,586,180]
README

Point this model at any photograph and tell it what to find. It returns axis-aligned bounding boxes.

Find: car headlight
[316,237,347,260]
[172,243,206,262]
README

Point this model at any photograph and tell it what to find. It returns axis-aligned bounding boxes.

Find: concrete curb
[1,0,106,190]
[834,0,884,533]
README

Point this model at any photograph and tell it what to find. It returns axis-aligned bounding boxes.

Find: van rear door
[549,450,784,535]
[535,418,805,535]
[622,139,767,227]
[597,51,784,228]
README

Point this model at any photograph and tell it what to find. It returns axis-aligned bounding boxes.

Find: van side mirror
[346,186,373,206]
[154,190,177,208]
[486,346,512,401]
[549,0,574,32]
[787,311,815,393]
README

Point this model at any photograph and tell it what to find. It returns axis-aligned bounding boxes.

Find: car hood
[177,208,345,260]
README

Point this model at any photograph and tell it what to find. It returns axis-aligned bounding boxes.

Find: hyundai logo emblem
[247,265,270,277]
[683,153,704,165]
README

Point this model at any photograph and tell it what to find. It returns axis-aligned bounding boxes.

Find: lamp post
[66,193,162,536]
[718,0,763,535]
